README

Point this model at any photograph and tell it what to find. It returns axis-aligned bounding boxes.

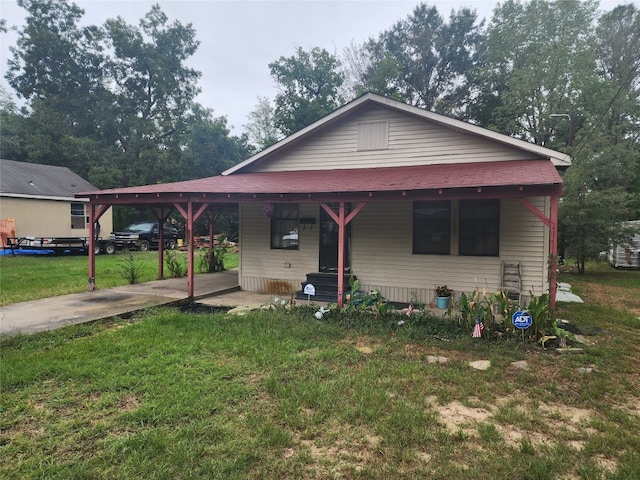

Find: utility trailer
[3,236,118,256]
[608,220,640,269]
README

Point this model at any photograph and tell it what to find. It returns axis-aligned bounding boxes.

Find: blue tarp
[1,249,56,256]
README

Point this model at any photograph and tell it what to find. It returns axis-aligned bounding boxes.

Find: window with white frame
[70,203,86,229]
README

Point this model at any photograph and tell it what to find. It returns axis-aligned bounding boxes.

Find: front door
[319,203,351,273]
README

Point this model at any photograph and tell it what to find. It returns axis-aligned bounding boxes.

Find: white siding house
[228,94,565,306]
[82,93,567,305]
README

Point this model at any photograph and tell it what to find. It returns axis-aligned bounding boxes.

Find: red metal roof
[84,160,561,197]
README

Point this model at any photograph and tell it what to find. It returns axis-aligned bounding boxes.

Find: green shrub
[164,250,186,278]
[118,251,141,284]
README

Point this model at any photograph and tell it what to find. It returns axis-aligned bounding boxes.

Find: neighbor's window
[70,203,86,229]
[458,199,500,256]
[271,204,299,250]
[413,201,451,255]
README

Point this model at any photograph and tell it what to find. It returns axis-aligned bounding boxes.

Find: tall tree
[182,105,254,181]
[4,0,108,174]
[361,4,483,116]
[269,46,344,136]
[103,4,201,186]
[592,3,640,215]
[559,3,640,273]
[6,0,105,109]
[469,0,598,147]
[244,96,281,151]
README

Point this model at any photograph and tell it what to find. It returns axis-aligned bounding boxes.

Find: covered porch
[82,159,562,309]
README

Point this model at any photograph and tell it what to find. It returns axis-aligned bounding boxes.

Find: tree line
[1,0,639,270]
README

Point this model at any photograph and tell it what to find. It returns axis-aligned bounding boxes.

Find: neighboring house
[82,93,568,307]
[0,159,113,240]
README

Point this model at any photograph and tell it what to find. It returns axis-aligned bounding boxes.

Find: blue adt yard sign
[512,311,533,329]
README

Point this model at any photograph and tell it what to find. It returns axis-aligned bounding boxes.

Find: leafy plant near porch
[343,276,390,317]
[164,250,186,278]
[524,292,554,339]
[197,246,228,273]
[118,251,142,284]
[457,288,495,332]
[455,288,551,341]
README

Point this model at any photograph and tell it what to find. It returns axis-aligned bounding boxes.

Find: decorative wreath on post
[263,203,276,218]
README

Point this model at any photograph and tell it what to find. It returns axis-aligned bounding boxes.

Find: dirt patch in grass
[352,336,381,354]
[434,399,599,446]
[117,394,140,411]
[285,423,382,477]
[437,400,492,434]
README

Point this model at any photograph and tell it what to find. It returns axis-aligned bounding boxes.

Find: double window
[271,204,299,250]
[413,199,500,256]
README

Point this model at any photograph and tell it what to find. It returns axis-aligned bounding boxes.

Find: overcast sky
[0,0,634,135]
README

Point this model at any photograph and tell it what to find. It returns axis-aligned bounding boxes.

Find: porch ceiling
[80,159,562,205]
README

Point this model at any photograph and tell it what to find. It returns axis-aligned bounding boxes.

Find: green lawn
[0,260,639,478]
[0,250,238,306]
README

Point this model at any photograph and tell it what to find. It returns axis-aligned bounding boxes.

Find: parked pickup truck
[110,222,180,251]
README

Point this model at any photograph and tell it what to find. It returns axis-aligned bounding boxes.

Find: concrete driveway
[0,270,242,336]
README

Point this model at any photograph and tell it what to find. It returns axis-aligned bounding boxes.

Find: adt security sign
[512,311,533,329]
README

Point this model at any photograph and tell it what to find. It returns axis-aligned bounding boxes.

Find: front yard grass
[1,260,639,478]
[0,250,238,306]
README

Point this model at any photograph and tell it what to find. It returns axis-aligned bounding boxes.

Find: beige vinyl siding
[249,105,538,173]
[239,203,319,294]
[0,197,113,238]
[238,197,550,303]
[350,198,549,305]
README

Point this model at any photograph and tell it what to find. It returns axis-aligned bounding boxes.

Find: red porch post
[208,212,215,270]
[88,203,96,283]
[187,199,194,298]
[320,202,367,308]
[517,194,561,310]
[549,194,559,309]
[337,202,346,306]
[174,201,211,299]
[87,203,110,290]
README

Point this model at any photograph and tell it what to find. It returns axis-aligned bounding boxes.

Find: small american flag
[472,318,484,338]
[406,300,414,316]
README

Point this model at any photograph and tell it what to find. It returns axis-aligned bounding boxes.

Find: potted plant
[435,285,453,309]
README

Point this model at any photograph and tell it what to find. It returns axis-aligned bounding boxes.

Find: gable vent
[358,121,389,151]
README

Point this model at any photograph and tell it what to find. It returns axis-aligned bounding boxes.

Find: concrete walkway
[0,270,251,336]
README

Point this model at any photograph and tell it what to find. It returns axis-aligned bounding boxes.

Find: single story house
[0,159,113,242]
[81,93,569,307]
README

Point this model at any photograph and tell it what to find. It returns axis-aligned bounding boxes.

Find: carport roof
[80,159,561,201]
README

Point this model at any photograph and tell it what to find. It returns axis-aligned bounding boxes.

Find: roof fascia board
[1,193,89,202]
[87,183,561,206]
